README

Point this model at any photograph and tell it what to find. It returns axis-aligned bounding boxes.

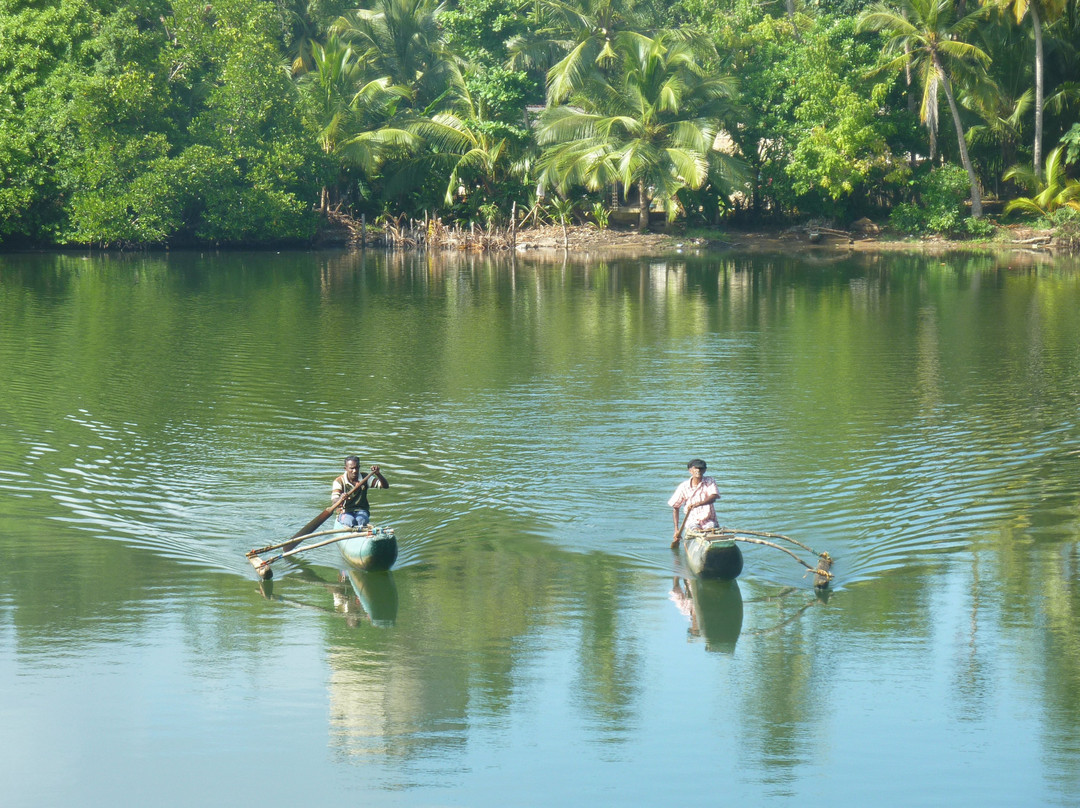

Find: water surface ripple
[1,253,1078,587]
[2,250,1079,805]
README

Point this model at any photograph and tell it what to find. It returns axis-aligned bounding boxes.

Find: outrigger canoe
[246,522,398,579]
[683,527,744,580]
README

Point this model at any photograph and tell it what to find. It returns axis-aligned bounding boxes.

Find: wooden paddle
[672,495,705,548]
[284,467,379,553]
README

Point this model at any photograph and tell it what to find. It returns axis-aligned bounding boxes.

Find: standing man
[332,455,389,529]
[668,459,719,547]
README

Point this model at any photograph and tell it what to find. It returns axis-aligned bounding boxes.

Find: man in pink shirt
[668,459,719,547]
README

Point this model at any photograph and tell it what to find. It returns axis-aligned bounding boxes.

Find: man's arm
[671,506,685,547]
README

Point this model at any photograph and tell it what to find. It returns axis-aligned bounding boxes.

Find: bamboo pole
[672,506,694,548]
[247,525,359,557]
[724,528,822,558]
[248,530,368,579]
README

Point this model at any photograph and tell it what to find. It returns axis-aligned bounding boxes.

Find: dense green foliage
[2,0,1079,246]
[0,0,326,245]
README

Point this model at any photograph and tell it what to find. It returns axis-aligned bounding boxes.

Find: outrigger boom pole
[705,528,834,588]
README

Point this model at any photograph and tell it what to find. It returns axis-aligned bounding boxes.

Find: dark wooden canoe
[338,524,398,572]
[683,528,743,580]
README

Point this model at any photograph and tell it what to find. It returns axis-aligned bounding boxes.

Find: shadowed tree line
[1,0,1079,247]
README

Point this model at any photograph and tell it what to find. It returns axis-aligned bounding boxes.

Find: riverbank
[505,222,1067,257]
[2,220,1067,257]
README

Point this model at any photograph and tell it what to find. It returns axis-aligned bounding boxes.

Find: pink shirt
[668,476,719,529]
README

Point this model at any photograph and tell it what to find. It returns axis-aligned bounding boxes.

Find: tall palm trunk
[927,78,939,162]
[905,42,918,171]
[638,179,650,231]
[905,43,916,114]
[786,0,802,42]
[934,56,982,218]
[1032,3,1044,177]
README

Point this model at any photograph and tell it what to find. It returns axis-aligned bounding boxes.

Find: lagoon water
[1,247,1079,806]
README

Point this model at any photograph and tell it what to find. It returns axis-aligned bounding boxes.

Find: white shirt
[668,475,719,528]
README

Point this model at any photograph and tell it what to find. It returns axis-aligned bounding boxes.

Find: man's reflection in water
[670,577,702,637]
[671,577,743,653]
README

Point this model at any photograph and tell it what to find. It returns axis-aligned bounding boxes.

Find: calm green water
[2,248,1079,806]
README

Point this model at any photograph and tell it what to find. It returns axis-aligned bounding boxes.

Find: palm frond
[664,147,709,188]
[547,39,600,105]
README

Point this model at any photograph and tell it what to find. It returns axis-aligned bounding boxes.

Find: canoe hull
[338,526,398,572]
[684,529,743,580]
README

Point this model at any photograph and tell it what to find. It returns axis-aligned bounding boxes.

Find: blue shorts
[337,510,369,528]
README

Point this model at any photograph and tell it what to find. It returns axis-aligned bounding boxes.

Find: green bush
[889,165,976,236]
[963,216,997,239]
[888,201,925,234]
[590,202,610,230]
[1046,206,1080,250]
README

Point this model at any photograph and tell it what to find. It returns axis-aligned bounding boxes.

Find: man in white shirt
[668,459,719,547]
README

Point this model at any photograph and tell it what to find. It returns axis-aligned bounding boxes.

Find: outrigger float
[246,523,398,580]
[680,527,833,589]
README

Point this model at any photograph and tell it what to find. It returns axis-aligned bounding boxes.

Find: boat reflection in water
[256,566,398,628]
[671,577,743,653]
[344,570,399,628]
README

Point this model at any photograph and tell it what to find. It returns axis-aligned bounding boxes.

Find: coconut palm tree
[537,31,746,231]
[858,0,991,217]
[331,0,464,111]
[507,0,665,104]
[963,9,1035,185]
[281,0,321,76]
[982,0,1069,177]
[409,84,530,206]
[965,84,1032,190]
[296,37,416,208]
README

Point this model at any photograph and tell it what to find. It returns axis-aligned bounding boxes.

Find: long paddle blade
[291,507,336,544]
